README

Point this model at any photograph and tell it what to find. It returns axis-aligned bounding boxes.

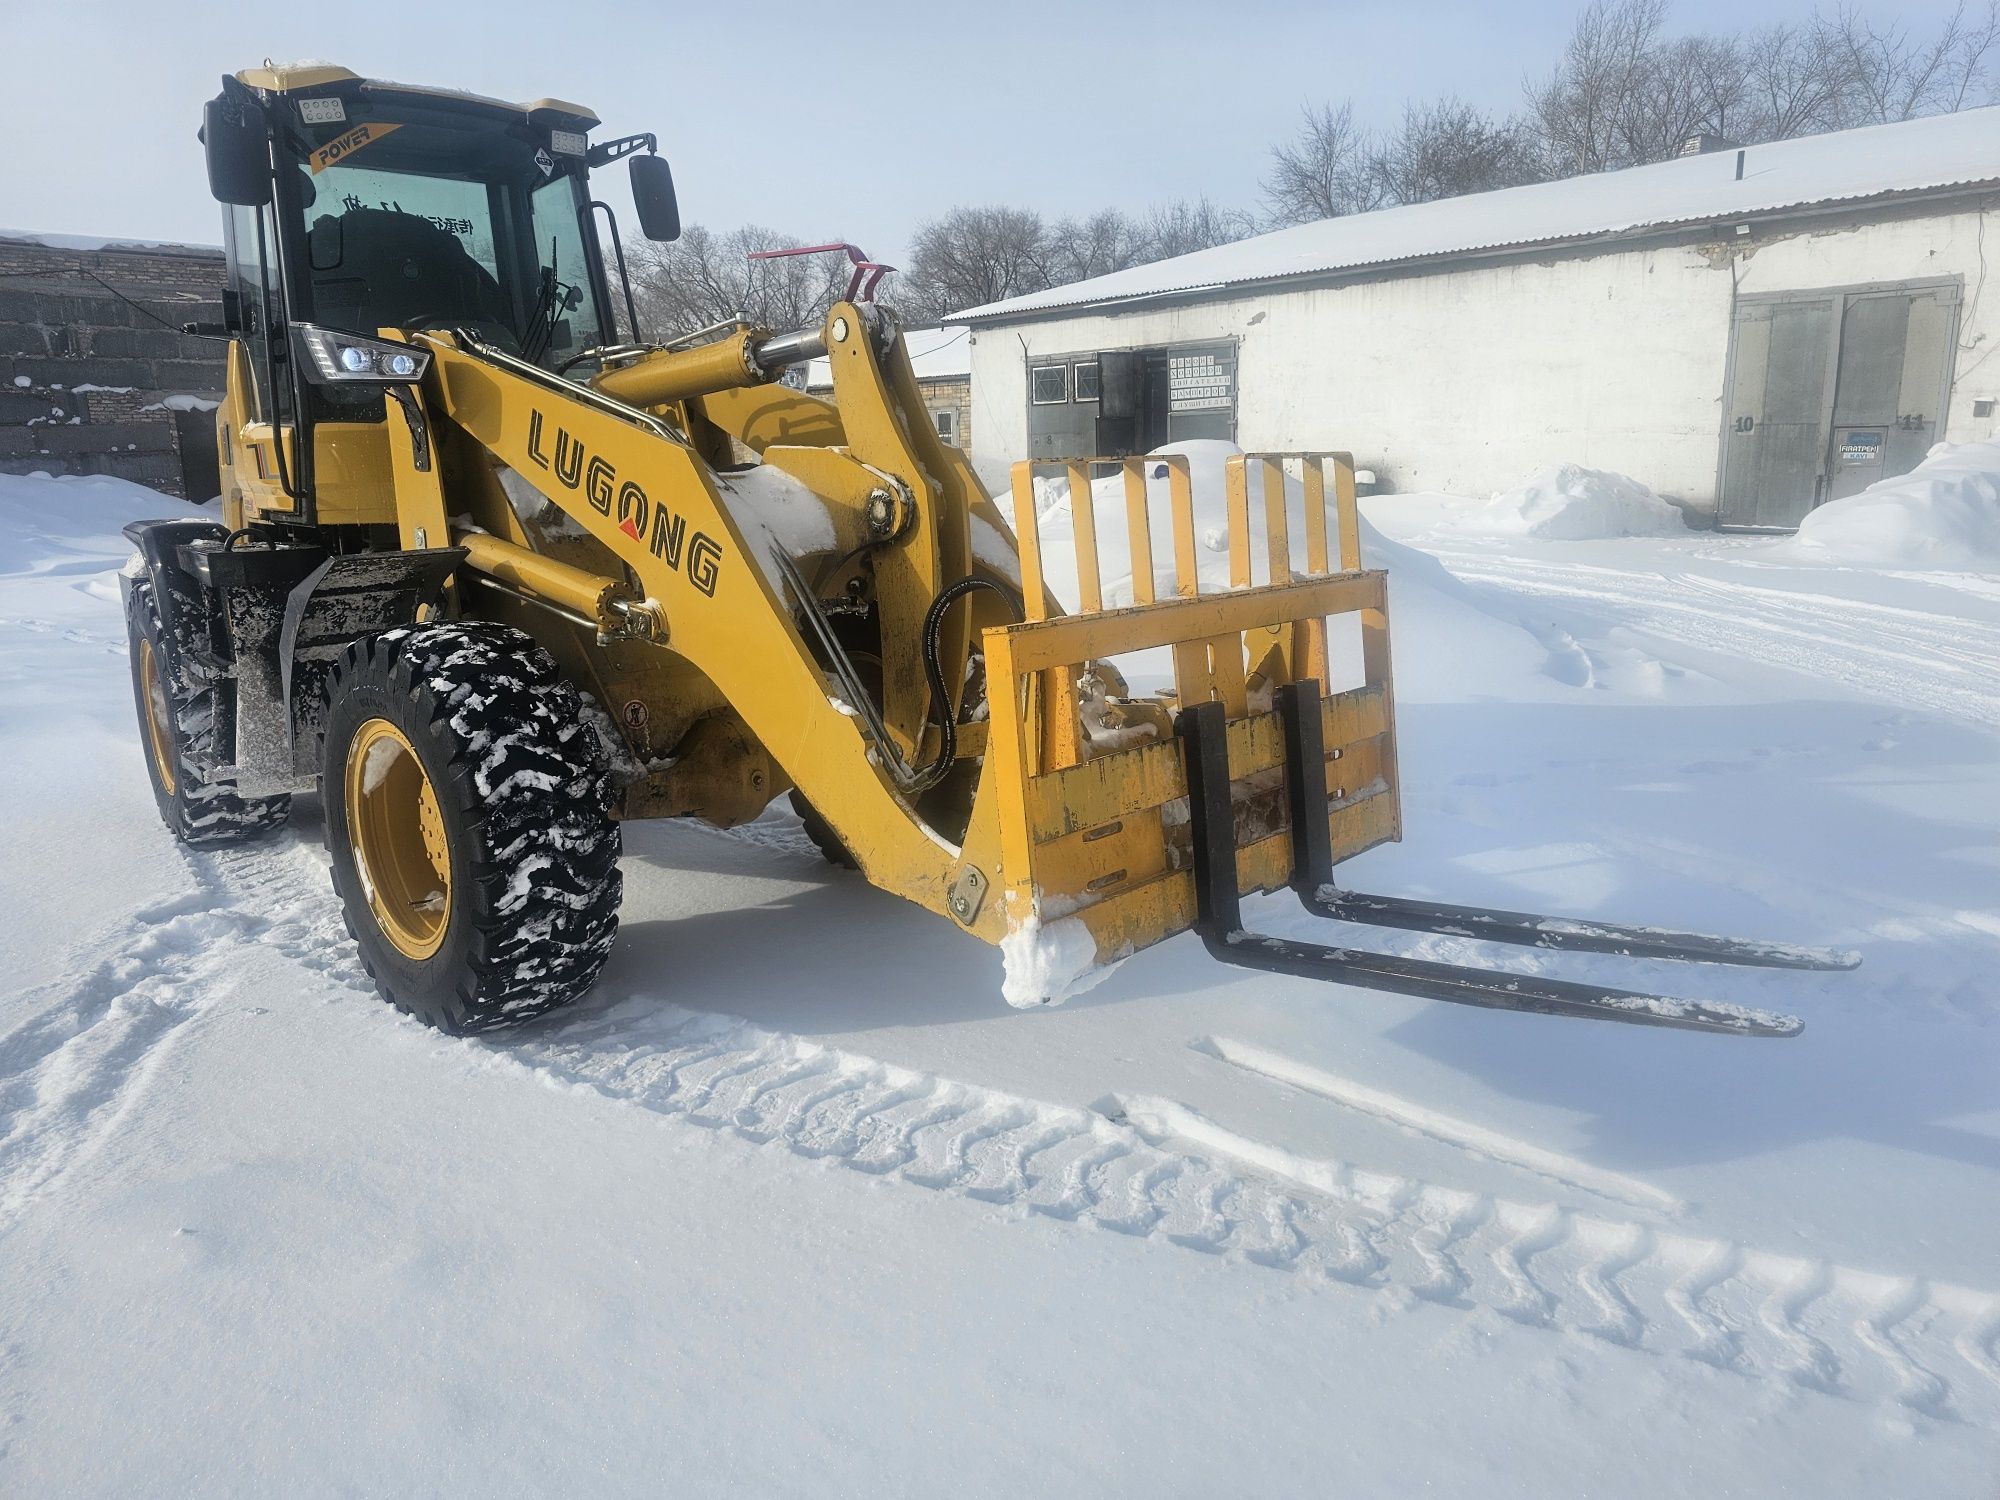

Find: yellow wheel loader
[121,64,1854,1036]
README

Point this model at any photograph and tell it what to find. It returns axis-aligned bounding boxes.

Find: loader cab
[203,65,656,530]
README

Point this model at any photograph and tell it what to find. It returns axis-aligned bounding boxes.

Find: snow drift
[1442,463,1687,541]
[0,470,193,573]
[1786,438,2000,568]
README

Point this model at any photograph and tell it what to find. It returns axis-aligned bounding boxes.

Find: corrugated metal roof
[949,107,2000,324]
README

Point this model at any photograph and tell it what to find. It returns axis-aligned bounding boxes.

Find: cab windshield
[286,108,607,370]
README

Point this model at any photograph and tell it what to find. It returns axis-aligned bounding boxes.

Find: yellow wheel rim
[344,718,453,961]
[138,636,177,796]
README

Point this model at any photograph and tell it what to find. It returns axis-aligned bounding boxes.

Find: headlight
[295,324,431,385]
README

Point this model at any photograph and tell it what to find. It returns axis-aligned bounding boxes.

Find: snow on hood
[1442,464,1688,542]
[716,461,838,584]
[1783,439,2000,569]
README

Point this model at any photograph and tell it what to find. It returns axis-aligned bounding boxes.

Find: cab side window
[223,203,279,423]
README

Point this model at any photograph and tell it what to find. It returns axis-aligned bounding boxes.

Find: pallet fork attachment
[1176,683,1837,1038]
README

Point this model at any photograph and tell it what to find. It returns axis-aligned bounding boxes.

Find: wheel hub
[137,636,177,796]
[344,717,452,960]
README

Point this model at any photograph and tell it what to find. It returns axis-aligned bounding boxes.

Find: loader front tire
[321,623,622,1033]
[125,576,291,845]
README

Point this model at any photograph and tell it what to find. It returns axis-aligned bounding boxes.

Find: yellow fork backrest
[1004,452,1366,754]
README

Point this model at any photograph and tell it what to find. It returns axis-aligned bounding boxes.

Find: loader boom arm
[414,323,985,929]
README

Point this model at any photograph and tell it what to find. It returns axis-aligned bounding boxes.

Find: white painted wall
[965,206,2000,520]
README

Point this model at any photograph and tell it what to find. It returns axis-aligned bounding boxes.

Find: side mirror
[629,153,680,242]
[202,93,272,207]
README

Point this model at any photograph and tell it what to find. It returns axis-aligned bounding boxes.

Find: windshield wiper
[521,236,560,365]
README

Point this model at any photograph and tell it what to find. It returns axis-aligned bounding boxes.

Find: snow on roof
[0,229,221,256]
[950,107,2000,323]
[805,325,971,389]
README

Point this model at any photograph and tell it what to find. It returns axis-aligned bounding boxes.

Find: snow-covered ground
[1,467,1997,1495]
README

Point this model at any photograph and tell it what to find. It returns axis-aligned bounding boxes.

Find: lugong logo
[527,410,722,598]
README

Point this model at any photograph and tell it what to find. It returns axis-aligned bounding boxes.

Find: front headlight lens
[296,324,432,385]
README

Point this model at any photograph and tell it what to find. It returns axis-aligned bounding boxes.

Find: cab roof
[234,63,599,131]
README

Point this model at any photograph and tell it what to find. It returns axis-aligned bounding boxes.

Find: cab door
[220,202,299,521]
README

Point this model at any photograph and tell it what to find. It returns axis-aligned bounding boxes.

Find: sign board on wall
[1168,352,1232,413]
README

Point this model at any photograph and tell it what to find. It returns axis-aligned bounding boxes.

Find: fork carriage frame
[974,450,1846,1032]
[980,450,1403,969]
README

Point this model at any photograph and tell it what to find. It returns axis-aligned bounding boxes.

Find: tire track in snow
[38,826,1999,1422]
[0,839,368,1230]
[491,991,2000,1422]
[1432,552,2000,728]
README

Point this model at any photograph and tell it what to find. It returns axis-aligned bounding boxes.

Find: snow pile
[999,914,1119,1008]
[1444,464,1687,541]
[1786,438,2000,568]
[0,471,190,573]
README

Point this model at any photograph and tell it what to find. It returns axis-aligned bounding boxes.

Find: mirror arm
[585,133,657,168]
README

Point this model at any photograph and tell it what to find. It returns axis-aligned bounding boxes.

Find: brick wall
[920,376,972,455]
[0,233,228,497]
[803,373,974,456]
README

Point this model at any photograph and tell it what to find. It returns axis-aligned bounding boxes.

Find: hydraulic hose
[911,576,1023,793]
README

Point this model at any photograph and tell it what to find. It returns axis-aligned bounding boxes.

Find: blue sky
[1,0,1982,260]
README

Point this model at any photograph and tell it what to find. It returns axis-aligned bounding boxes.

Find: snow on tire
[320,622,622,1034]
[124,576,292,845]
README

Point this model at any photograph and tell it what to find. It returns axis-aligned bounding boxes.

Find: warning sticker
[310,121,402,174]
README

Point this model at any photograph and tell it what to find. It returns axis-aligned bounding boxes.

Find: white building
[949,108,2000,529]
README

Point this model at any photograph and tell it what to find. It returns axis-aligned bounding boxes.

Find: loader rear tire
[321,622,622,1034]
[125,576,292,845]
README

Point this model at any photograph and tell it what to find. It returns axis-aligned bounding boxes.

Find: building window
[933,407,957,443]
[1030,364,1069,404]
[1073,361,1100,402]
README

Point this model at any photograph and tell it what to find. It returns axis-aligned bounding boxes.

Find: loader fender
[278,548,466,779]
[119,518,228,656]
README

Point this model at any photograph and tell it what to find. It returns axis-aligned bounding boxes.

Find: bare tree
[1525,0,1673,173]
[1046,209,1150,284]
[1140,197,1258,258]
[890,195,1261,318]
[1262,102,1382,225]
[894,205,1055,321]
[628,224,847,335]
[1739,19,1852,141]
[1521,0,2000,176]
[1828,1,2000,124]
[1369,98,1545,204]
[1620,32,1753,158]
